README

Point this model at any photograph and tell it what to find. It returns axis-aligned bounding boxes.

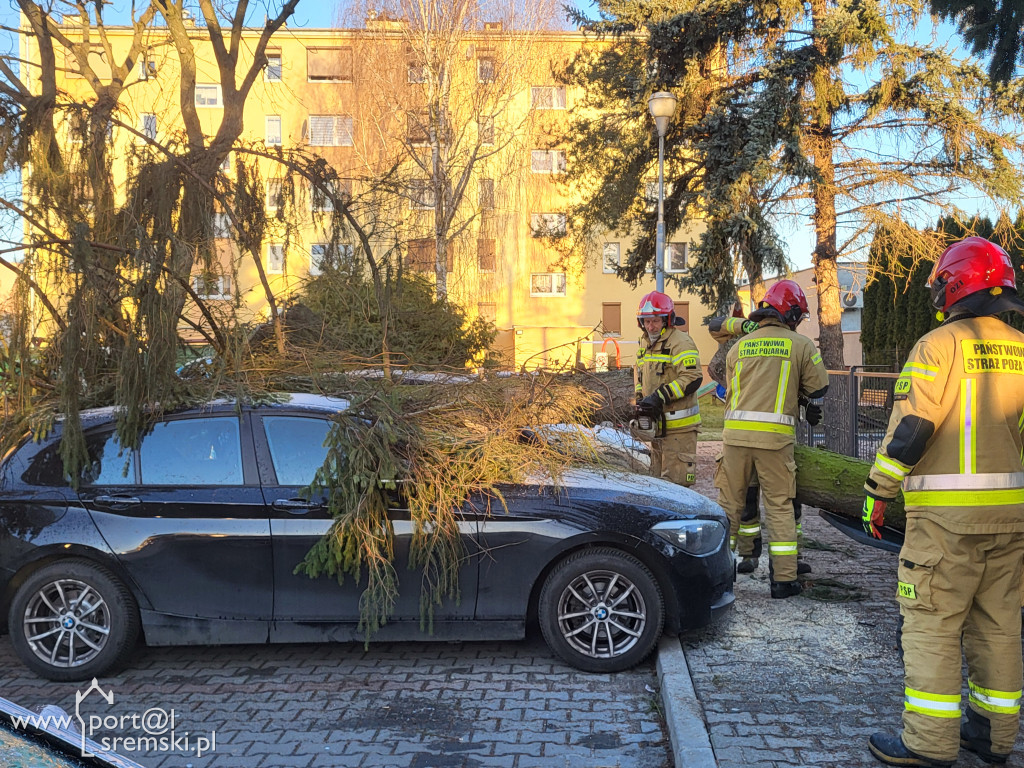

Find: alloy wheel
[555,568,647,659]
[22,577,112,669]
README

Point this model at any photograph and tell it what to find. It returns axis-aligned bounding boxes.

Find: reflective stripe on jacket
[635,328,703,433]
[867,315,1024,533]
[722,318,829,449]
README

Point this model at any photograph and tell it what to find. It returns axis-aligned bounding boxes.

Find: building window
[478,302,497,324]
[407,111,430,145]
[212,212,231,239]
[644,181,659,211]
[267,244,285,274]
[602,303,622,336]
[530,273,567,297]
[603,242,620,273]
[409,239,434,272]
[266,115,282,146]
[409,179,435,210]
[530,149,566,174]
[141,113,157,140]
[138,56,157,80]
[310,243,354,275]
[666,242,689,273]
[478,115,494,145]
[409,239,452,271]
[530,85,566,110]
[478,178,494,210]
[530,212,567,238]
[308,115,354,147]
[311,179,350,212]
[477,239,495,272]
[478,56,495,83]
[307,47,353,82]
[266,178,284,211]
[265,50,282,81]
[195,84,222,108]
[408,60,427,83]
[311,244,327,275]
[193,273,231,299]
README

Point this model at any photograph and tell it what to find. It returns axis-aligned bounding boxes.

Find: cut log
[794,443,906,532]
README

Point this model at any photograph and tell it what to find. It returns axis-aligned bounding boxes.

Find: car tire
[8,559,140,682]
[538,547,664,673]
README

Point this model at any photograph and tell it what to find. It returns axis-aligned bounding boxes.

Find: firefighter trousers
[898,516,1024,761]
[651,430,697,487]
[714,443,798,582]
[738,482,803,559]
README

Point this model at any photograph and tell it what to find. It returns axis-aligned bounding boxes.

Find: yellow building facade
[22,16,721,372]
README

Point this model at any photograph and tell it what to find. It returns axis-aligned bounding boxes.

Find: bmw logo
[62,616,75,629]
[595,607,608,620]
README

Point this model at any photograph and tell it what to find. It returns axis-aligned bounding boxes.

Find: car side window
[262,416,331,486]
[140,417,243,485]
[83,432,136,485]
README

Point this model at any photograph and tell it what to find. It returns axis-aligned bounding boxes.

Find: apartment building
[21,14,720,371]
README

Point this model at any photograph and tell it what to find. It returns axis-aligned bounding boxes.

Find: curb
[657,635,718,768]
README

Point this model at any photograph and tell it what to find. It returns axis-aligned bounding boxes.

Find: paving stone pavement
[1,632,672,768]
[684,440,1023,768]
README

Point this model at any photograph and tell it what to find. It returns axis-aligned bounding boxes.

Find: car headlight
[651,519,726,556]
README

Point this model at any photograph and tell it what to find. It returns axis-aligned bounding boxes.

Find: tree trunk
[794,444,905,532]
[809,0,846,372]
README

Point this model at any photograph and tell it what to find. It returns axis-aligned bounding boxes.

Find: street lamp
[648,91,677,294]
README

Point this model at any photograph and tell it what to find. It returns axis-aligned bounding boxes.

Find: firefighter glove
[804,402,822,426]
[862,494,887,539]
[741,320,759,334]
[638,392,666,418]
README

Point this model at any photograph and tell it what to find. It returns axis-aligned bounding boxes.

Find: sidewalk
[665,441,1010,768]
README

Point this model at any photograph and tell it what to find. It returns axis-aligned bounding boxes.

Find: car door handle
[93,495,142,508]
[272,498,322,514]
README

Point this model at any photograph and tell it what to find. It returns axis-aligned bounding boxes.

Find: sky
[0,1,1007,275]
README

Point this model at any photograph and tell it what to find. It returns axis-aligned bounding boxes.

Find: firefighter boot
[768,561,801,599]
[961,709,1010,764]
[770,580,802,599]
[737,557,758,574]
[868,733,954,767]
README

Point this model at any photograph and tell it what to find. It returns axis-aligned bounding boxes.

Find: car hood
[525,467,726,522]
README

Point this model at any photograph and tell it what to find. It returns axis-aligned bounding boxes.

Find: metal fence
[798,369,899,460]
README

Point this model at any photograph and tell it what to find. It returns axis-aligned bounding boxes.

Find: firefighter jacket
[710,316,751,345]
[635,327,703,433]
[722,318,829,449]
[866,315,1024,534]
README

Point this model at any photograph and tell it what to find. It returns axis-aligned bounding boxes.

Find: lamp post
[648,91,677,294]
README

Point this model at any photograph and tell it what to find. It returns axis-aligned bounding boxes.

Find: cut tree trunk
[794,443,905,532]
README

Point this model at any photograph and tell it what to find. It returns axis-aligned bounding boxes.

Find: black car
[0,696,145,767]
[0,394,734,681]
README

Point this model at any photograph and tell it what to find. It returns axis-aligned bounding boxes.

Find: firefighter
[864,237,1024,767]
[708,314,821,575]
[713,280,828,598]
[634,291,703,486]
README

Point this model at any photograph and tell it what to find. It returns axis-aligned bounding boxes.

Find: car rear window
[83,432,135,485]
[262,415,331,486]
[140,417,243,485]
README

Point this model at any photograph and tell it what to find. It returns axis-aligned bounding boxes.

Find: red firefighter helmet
[928,237,1016,312]
[759,280,809,327]
[636,291,676,331]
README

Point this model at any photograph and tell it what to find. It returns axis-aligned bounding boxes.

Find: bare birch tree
[337,0,565,302]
